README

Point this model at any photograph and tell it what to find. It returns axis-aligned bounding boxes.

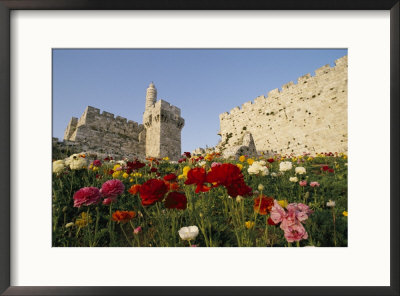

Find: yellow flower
[122,172,129,179]
[178,174,185,180]
[113,164,121,171]
[129,178,134,183]
[278,200,288,208]
[163,156,169,161]
[245,221,255,229]
[75,212,92,227]
[343,154,347,159]
[292,157,297,162]
[247,158,254,165]
[205,154,213,161]
[112,171,122,178]
[92,166,99,172]
[239,155,246,162]
[307,157,313,161]
[343,211,348,217]
[183,166,191,177]
[236,163,243,170]
[131,172,142,177]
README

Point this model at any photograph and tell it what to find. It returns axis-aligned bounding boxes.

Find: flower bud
[258,184,264,191]
[65,222,74,228]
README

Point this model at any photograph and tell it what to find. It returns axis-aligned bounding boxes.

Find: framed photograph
[1,1,399,295]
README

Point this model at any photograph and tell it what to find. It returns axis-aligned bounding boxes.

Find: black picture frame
[0,1,399,295]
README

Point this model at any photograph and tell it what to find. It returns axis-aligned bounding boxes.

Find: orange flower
[128,184,141,195]
[112,210,136,223]
[165,181,180,191]
[253,195,274,215]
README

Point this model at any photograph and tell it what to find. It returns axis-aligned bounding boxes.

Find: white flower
[198,161,206,167]
[279,161,293,172]
[65,154,87,170]
[117,160,127,166]
[178,226,199,241]
[271,172,278,177]
[248,161,269,176]
[326,200,336,207]
[52,160,65,174]
[295,166,306,175]
[258,184,264,191]
[236,195,243,203]
[289,176,298,182]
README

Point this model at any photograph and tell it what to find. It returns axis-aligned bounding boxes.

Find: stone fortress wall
[64,106,146,159]
[217,55,348,157]
[61,83,184,160]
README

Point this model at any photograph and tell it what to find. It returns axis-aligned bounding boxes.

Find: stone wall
[217,55,348,156]
[62,83,185,160]
[64,106,146,159]
[144,99,185,160]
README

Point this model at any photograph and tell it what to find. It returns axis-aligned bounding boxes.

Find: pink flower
[101,179,125,198]
[102,197,117,205]
[211,162,222,168]
[287,203,313,222]
[299,180,307,186]
[271,201,313,243]
[134,226,142,235]
[73,187,101,208]
[283,221,308,243]
[310,181,320,187]
[270,200,287,224]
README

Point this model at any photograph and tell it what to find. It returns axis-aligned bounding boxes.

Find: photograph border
[1,1,399,295]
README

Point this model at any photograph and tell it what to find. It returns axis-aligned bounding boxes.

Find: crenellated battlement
[63,83,184,160]
[219,55,348,122]
[217,55,348,156]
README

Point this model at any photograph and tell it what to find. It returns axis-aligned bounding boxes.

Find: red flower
[226,179,252,197]
[112,210,136,223]
[126,160,145,173]
[184,167,211,193]
[268,217,277,225]
[267,158,274,163]
[150,167,158,173]
[183,152,191,158]
[206,163,243,187]
[206,163,252,197]
[163,173,177,182]
[253,195,274,215]
[139,179,168,206]
[92,159,102,167]
[164,192,187,210]
[328,168,335,173]
[322,165,330,171]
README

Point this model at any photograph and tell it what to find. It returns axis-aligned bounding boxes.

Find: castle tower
[143,83,184,160]
[145,82,157,110]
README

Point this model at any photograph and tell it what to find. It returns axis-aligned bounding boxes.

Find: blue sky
[53,49,347,153]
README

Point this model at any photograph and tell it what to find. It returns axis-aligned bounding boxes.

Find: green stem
[120,224,133,247]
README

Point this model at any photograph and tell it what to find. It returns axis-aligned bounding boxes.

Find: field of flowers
[52,151,348,247]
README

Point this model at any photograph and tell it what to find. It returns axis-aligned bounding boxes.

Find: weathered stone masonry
[217,55,348,157]
[62,83,184,160]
